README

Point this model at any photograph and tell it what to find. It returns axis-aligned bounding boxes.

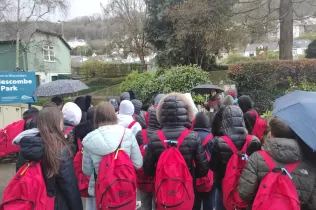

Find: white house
[68,38,87,49]
[293,39,312,56]
[244,42,279,57]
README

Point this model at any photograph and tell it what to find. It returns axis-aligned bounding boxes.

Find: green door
[52,76,58,81]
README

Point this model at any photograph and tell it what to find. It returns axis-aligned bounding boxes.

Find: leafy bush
[224,54,251,64]
[287,78,316,92]
[80,60,143,78]
[229,59,316,113]
[120,65,211,107]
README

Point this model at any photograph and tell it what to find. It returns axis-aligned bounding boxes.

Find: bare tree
[0,0,69,69]
[234,0,316,60]
[102,0,149,70]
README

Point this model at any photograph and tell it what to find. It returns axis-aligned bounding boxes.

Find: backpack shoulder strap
[63,126,74,135]
[241,134,253,153]
[77,138,83,151]
[142,129,148,145]
[258,150,276,171]
[203,134,213,146]
[157,130,168,149]
[247,110,258,118]
[221,136,238,153]
[128,120,137,129]
[145,112,149,126]
[190,118,195,130]
[285,161,301,174]
[177,129,190,148]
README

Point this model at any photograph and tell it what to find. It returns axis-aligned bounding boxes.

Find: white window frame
[43,45,55,62]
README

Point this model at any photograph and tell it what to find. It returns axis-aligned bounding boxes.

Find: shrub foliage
[120,65,211,107]
[229,59,316,112]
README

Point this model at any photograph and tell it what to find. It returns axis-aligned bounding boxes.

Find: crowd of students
[2,90,316,210]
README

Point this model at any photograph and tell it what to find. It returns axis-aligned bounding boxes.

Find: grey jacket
[82,125,143,196]
[238,138,316,209]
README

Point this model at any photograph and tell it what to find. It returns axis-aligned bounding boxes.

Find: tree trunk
[139,54,146,72]
[279,0,293,60]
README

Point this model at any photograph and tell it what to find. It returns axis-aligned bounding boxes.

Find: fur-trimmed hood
[156,92,194,127]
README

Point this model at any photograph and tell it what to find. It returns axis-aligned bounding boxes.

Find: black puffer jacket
[136,106,161,146]
[208,105,261,188]
[74,108,95,142]
[74,95,92,123]
[238,95,256,134]
[132,99,147,129]
[17,134,83,210]
[17,108,39,171]
[238,138,316,210]
[143,93,209,179]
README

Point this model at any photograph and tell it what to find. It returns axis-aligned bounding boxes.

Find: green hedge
[120,65,211,108]
[229,59,316,113]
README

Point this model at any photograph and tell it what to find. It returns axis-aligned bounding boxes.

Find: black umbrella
[191,84,224,95]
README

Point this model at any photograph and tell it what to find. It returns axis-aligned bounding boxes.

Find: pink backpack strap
[221,136,238,153]
[258,150,277,171]
[177,129,190,149]
[248,110,258,118]
[128,120,137,129]
[241,135,253,153]
[118,129,126,148]
[190,118,195,130]
[145,112,149,126]
[142,129,148,145]
[63,126,74,135]
[203,134,213,146]
[157,130,168,149]
[77,138,83,151]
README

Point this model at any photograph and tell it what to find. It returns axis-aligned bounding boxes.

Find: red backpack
[196,134,214,192]
[0,117,35,157]
[136,129,154,192]
[0,161,55,210]
[247,110,267,142]
[74,137,90,197]
[155,129,194,210]
[128,120,137,129]
[252,151,300,210]
[95,129,137,210]
[222,135,252,210]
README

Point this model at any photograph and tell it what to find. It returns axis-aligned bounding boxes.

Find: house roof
[35,29,72,50]
[293,39,312,49]
[245,42,279,52]
[0,28,71,50]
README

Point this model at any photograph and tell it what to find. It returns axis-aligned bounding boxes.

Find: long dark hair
[37,107,69,178]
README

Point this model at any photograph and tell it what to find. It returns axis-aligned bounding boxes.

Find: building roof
[245,42,279,52]
[0,28,71,50]
[293,39,312,49]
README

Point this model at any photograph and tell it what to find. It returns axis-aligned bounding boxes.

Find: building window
[43,45,55,62]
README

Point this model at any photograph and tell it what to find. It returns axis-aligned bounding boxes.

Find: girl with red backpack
[238,117,316,210]
[5,107,83,210]
[208,105,261,210]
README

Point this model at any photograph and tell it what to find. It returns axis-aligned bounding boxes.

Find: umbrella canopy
[34,79,89,97]
[273,90,316,151]
[191,84,224,95]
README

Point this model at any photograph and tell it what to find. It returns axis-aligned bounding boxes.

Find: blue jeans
[215,187,226,210]
[193,187,216,210]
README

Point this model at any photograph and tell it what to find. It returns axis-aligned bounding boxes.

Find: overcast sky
[55,0,106,21]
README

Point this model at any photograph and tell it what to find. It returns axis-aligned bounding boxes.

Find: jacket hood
[119,100,134,116]
[62,102,82,126]
[117,114,135,128]
[222,95,234,106]
[212,105,247,140]
[154,94,165,106]
[131,99,142,115]
[23,107,39,119]
[75,120,94,140]
[263,138,303,163]
[238,95,253,113]
[194,112,210,129]
[13,128,40,145]
[157,93,194,127]
[120,92,130,101]
[74,95,92,112]
[147,107,161,130]
[109,99,119,112]
[13,129,44,161]
[82,125,127,156]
